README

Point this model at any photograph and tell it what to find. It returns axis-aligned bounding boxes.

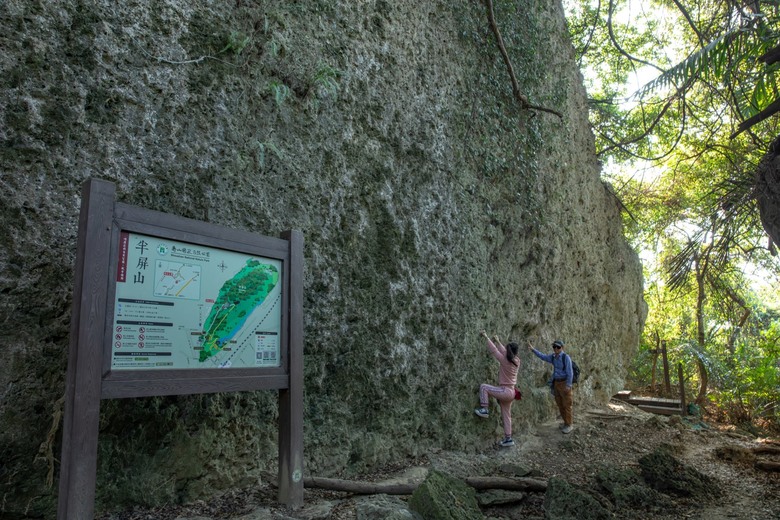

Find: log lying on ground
[586,412,630,420]
[464,476,547,492]
[303,476,547,495]
[303,477,418,495]
[752,446,780,456]
[755,461,780,472]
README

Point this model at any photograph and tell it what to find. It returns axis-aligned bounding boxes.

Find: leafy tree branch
[606,0,666,75]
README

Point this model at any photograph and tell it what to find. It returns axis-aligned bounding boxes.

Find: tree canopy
[564,0,780,424]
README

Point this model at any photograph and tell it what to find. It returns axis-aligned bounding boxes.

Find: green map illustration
[199,259,279,362]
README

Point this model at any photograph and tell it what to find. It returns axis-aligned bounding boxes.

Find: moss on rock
[638,444,718,498]
[408,470,482,520]
[542,477,612,520]
[596,464,666,512]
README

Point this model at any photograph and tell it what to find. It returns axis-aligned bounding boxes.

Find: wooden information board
[57,179,304,519]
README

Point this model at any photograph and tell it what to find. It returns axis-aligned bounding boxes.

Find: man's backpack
[562,353,581,384]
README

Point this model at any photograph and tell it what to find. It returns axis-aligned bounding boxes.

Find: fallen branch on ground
[586,412,630,419]
[755,461,780,472]
[303,475,547,495]
[725,432,752,440]
[304,477,418,495]
[752,446,780,456]
[464,476,547,492]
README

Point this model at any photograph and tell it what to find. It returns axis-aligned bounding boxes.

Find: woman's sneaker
[474,407,489,418]
[499,437,515,447]
[561,425,574,434]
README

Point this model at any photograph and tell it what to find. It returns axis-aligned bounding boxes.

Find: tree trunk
[694,356,708,405]
[723,284,751,358]
[695,259,709,405]
[651,331,660,393]
[759,43,780,66]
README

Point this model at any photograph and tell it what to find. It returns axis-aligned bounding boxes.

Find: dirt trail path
[98,401,780,520]
[473,400,780,519]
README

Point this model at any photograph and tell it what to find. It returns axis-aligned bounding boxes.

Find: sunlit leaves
[633,28,753,99]
[568,0,780,157]
[566,0,780,423]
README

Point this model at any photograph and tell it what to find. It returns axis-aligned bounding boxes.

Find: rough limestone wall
[0,0,646,516]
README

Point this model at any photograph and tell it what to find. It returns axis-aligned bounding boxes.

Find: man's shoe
[474,407,489,418]
[499,436,515,447]
[561,425,574,434]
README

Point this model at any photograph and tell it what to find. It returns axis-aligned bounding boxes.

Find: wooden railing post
[678,362,687,416]
[661,340,671,397]
[651,333,660,393]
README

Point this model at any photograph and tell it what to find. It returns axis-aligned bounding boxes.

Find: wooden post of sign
[57,179,115,520]
[661,340,671,397]
[678,363,687,416]
[58,179,305,516]
[278,230,304,507]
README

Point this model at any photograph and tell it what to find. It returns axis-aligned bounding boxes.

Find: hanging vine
[482,0,563,119]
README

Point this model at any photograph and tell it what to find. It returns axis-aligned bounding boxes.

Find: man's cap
[552,340,564,348]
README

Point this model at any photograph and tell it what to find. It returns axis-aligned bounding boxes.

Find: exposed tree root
[482,0,563,119]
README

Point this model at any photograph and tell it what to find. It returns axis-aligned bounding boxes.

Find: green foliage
[634,28,752,98]
[565,0,780,428]
[311,62,341,98]
[254,140,284,169]
[630,271,780,429]
[267,80,291,106]
[634,23,780,121]
[220,30,251,56]
[708,319,780,426]
[567,0,780,158]
[267,35,282,57]
[305,62,341,111]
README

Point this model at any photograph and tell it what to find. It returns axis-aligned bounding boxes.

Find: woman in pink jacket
[474,330,520,447]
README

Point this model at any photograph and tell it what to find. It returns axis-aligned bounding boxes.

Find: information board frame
[57,179,304,519]
[102,204,292,397]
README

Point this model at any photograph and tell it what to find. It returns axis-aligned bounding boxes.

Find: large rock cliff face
[0,0,646,516]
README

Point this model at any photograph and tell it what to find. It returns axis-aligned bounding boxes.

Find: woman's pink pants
[479,384,515,436]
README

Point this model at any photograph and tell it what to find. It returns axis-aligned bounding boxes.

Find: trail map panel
[111,231,282,370]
